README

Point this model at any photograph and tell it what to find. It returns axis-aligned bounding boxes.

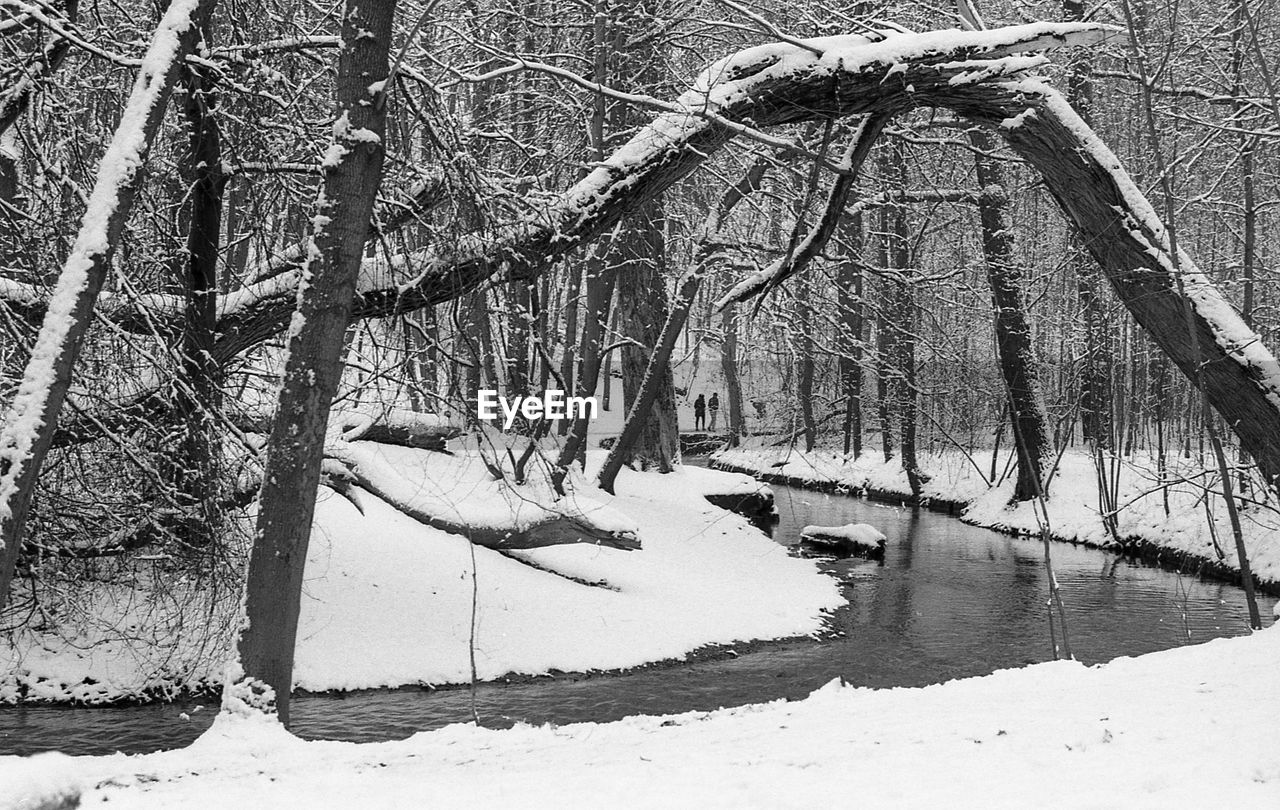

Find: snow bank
[0,446,839,702]
[715,442,1280,588]
[23,624,1280,808]
[287,448,837,690]
[0,752,82,810]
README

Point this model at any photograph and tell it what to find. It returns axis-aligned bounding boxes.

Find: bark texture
[229,0,395,727]
[969,128,1052,501]
[614,201,679,471]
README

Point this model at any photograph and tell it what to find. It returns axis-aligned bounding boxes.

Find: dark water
[1,477,1273,756]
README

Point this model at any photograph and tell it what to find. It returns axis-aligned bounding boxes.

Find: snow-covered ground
[0,444,839,703]
[714,441,1280,588]
[5,621,1277,809]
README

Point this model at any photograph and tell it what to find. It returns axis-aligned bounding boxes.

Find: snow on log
[800,523,887,559]
[323,442,640,551]
[231,406,462,451]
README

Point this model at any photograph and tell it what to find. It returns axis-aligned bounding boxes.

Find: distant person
[708,392,720,430]
[752,399,767,420]
[694,393,707,430]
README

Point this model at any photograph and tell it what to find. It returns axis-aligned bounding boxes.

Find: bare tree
[0,0,217,610]
[225,0,398,725]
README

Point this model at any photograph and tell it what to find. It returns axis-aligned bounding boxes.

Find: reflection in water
[1,479,1273,757]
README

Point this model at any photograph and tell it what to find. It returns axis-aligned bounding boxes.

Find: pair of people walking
[693,392,720,431]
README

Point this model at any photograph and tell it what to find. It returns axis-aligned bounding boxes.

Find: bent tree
[9,25,1275,488]
[102,21,1274,497]
[0,0,217,611]
[223,0,397,726]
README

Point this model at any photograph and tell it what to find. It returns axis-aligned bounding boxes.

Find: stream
[1,470,1273,756]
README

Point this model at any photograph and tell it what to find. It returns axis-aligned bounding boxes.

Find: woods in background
[1,0,1278,721]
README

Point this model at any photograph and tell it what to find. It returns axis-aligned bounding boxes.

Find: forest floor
[0,444,840,704]
[713,440,1280,591]
[6,621,1278,808]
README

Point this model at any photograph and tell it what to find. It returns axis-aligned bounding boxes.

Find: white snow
[0,445,837,701]
[0,752,82,810]
[6,626,1278,808]
[800,523,886,550]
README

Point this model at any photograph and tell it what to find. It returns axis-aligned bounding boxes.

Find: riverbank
[7,620,1278,808]
[0,444,841,705]
[713,443,1280,596]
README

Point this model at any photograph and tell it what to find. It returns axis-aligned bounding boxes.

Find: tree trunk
[599,259,698,491]
[1063,0,1112,452]
[174,13,227,549]
[882,146,923,495]
[0,0,216,612]
[795,271,817,453]
[556,261,581,435]
[614,202,679,471]
[226,0,396,726]
[837,212,865,458]
[721,301,744,443]
[969,128,1052,501]
[553,250,616,489]
[599,158,768,488]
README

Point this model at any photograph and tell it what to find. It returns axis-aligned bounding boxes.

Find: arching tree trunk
[10,24,1279,490]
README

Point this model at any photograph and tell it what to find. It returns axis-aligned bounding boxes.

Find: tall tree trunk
[599,257,695,490]
[795,270,817,452]
[721,301,744,443]
[600,157,767,487]
[881,140,924,494]
[875,207,895,464]
[175,13,227,549]
[226,0,396,726]
[837,212,865,458]
[970,129,1052,501]
[556,261,581,435]
[506,280,532,400]
[615,203,678,470]
[553,250,616,489]
[1062,0,1112,452]
[0,0,216,611]
[607,0,677,471]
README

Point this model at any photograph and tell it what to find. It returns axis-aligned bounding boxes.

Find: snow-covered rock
[800,523,887,559]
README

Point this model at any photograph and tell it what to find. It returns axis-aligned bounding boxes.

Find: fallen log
[324,442,640,551]
[232,406,461,451]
